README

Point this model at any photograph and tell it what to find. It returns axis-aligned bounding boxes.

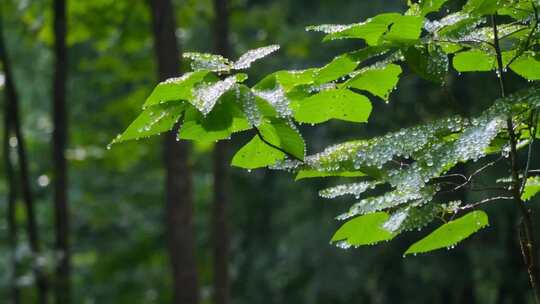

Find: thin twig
[255,128,304,163]
[521,110,538,192]
[459,196,513,211]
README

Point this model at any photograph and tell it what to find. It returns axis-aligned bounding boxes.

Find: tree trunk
[211,0,230,304]
[52,0,70,303]
[4,81,20,304]
[0,7,49,304]
[148,1,200,304]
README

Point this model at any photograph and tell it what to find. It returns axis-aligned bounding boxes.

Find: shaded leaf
[405,45,448,83]
[178,97,250,142]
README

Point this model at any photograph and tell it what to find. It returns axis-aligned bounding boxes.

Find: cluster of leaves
[113,0,540,256]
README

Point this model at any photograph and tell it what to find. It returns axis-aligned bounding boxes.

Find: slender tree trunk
[491,15,540,303]
[212,0,230,304]
[0,7,49,304]
[4,85,20,304]
[149,1,200,304]
[52,0,70,303]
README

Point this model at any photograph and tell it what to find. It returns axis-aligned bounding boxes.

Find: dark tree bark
[211,1,231,304]
[148,1,200,304]
[0,7,49,304]
[4,81,20,304]
[52,0,70,303]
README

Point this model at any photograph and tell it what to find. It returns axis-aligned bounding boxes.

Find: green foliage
[292,89,372,123]
[331,212,395,247]
[343,64,402,101]
[116,0,540,260]
[453,50,495,72]
[522,177,540,201]
[111,102,185,144]
[231,135,285,169]
[404,211,489,255]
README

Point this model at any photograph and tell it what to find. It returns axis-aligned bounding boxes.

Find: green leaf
[143,71,213,108]
[405,45,448,83]
[463,0,500,15]
[232,45,281,70]
[453,50,495,72]
[274,69,316,91]
[314,54,358,84]
[292,89,372,124]
[510,54,540,80]
[295,169,366,180]
[382,15,424,44]
[258,119,305,160]
[183,52,232,72]
[178,97,250,142]
[522,177,540,201]
[323,13,401,45]
[331,212,395,246]
[404,210,489,256]
[231,135,285,169]
[418,0,449,16]
[190,74,247,115]
[344,64,402,101]
[112,101,185,144]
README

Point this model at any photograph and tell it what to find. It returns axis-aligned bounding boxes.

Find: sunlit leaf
[314,54,358,84]
[292,89,372,123]
[510,53,540,81]
[404,211,489,255]
[143,71,213,108]
[331,212,395,247]
[453,50,495,72]
[258,119,305,160]
[295,169,366,180]
[522,177,540,201]
[183,52,232,72]
[344,64,402,101]
[382,15,424,44]
[231,135,285,169]
[322,13,401,45]
[463,0,500,15]
[232,45,281,70]
[113,101,185,144]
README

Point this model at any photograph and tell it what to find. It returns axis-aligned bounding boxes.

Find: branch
[493,13,540,303]
[521,110,538,192]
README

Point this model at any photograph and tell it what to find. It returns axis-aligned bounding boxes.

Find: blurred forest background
[1,0,539,303]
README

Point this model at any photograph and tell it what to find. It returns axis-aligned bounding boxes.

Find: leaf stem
[255,128,304,163]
